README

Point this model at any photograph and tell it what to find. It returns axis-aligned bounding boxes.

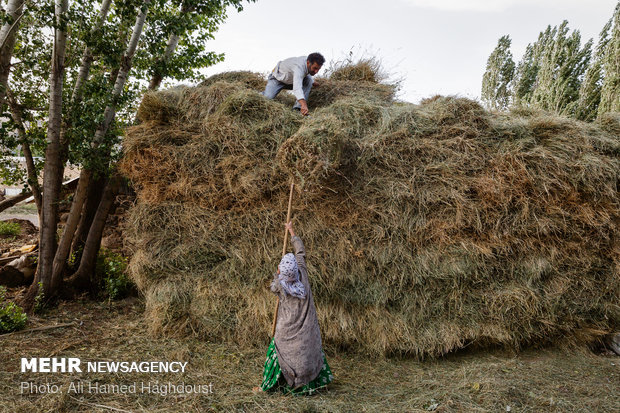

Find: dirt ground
[0,203,39,229]
[0,295,618,413]
[0,218,38,254]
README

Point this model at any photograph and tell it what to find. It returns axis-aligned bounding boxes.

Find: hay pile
[121,64,619,357]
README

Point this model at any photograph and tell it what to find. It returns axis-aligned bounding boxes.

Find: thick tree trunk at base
[50,169,92,291]
[66,176,119,292]
[70,172,105,261]
[21,0,69,314]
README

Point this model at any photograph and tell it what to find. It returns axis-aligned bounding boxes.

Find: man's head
[306,52,325,76]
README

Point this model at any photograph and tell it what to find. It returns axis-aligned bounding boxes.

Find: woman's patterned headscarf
[277,253,306,299]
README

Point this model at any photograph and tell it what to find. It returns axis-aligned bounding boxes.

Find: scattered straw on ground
[1,298,618,412]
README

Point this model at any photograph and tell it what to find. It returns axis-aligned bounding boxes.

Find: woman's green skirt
[260,338,333,395]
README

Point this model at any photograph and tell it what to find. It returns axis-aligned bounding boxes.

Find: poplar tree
[481,35,515,110]
[575,19,611,121]
[484,3,619,120]
[512,26,557,106]
[0,0,25,109]
[531,21,592,115]
[598,3,620,116]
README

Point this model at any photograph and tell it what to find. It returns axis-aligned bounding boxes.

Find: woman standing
[256,221,333,395]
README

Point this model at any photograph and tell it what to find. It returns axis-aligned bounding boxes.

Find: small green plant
[96,249,133,300]
[0,286,27,333]
[0,221,21,237]
[67,246,83,271]
[34,282,45,314]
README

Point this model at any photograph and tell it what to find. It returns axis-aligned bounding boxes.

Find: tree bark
[66,175,120,291]
[49,170,91,291]
[0,0,24,108]
[70,172,105,260]
[51,0,150,293]
[70,0,113,106]
[21,0,69,313]
[147,3,191,90]
[94,0,150,142]
[0,191,32,212]
[6,87,42,213]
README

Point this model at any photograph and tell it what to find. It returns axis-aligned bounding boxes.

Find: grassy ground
[0,297,617,413]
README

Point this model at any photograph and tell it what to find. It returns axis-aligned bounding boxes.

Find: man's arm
[297,99,309,115]
[292,64,309,115]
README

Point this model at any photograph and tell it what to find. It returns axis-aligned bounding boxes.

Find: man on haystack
[254,221,333,395]
[261,52,325,116]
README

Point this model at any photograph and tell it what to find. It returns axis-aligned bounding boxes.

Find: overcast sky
[197,0,618,103]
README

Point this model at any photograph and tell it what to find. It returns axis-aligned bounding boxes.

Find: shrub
[97,249,133,299]
[0,221,20,237]
[0,287,27,333]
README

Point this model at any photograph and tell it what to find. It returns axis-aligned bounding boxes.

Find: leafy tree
[598,2,620,116]
[511,25,557,106]
[0,0,253,311]
[530,21,592,116]
[0,0,25,108]
[575,19,612,121]
[487,15,620,122]
[484,3,620,121]
[482,35,515,110]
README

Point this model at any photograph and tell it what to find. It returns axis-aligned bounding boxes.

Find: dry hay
[120,62,620,357]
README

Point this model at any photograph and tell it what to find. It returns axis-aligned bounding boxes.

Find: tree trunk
[6,87,42,213]
[0,191,32,213]
[94,0,151,142]
[70,0,113,106]
[70,172,105,260]
[0,0,24,108]
[66,175,120,291]
[49,0,115,287]
[50,0,150,293]
[49,170,91,291]
[147,3,190,90]
[147,32,180,90]
[65,0,151,221]
[21,0,69,313]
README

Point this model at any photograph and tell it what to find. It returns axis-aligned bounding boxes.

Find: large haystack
[121,64,619,357]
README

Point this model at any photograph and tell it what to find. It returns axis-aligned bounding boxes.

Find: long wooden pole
[271,181,295,337]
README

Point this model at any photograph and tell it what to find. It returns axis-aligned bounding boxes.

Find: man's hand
[313,79,321,88]
[285,221,295,237]
[298,99,309,116]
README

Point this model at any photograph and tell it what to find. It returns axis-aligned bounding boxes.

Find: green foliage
[598,3,620,116]
[484,2,619,122]
[0,286,27,334]
[0,1,49,188]
[67,245,82,271]
[34,281,45,314]
[0,0,254,189]
[531,21,592,116]
[96,249,132,300]
[575,19,612,121]
[0,221,21,236]
[482,35,515,110]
